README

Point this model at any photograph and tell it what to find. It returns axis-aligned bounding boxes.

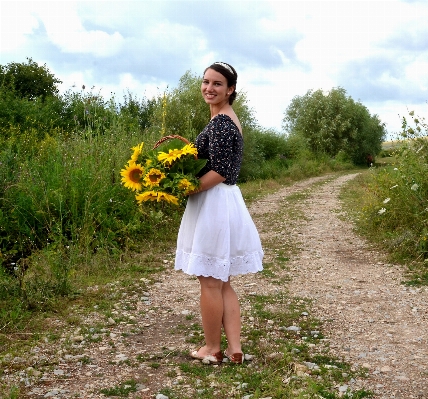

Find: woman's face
[201,68,233,106]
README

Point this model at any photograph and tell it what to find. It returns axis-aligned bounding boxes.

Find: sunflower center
[149,173,162,182]
[130,169,142,182]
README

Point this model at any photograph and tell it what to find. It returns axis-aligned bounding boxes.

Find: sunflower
[157,148,184,166]
[130,142,144,162]
[158,191,179,205]
[143,168,166,187]
[135,191,158,203]
[120,162,144,191]
[181,143,198,157]
[135,190,179,206]
[177,178,196,194]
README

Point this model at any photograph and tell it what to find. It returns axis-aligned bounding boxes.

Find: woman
[174,62,264,364]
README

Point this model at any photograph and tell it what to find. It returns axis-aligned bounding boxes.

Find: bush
[0,57,61,101]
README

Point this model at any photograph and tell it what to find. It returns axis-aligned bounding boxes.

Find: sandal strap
[225,350,243,364]
[213,350,223,362]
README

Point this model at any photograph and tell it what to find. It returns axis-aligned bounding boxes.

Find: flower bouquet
[120,135,207,206]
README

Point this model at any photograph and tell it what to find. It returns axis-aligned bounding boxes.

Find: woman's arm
[191,170,225,194]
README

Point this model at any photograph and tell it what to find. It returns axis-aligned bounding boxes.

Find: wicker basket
[153,134,191,149]
[153,135,197,159]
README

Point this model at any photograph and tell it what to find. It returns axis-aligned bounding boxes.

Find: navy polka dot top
[195,114,243,185]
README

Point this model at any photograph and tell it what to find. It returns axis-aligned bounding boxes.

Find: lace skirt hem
[175,249,264,282]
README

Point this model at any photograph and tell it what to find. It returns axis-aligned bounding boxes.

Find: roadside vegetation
[341,112,428,285]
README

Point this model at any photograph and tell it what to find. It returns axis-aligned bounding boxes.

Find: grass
[99,379,138,397]
[161,290,370,399]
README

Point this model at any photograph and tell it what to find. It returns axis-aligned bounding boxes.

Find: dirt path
[3,172,428,398]
[279,173,428,398]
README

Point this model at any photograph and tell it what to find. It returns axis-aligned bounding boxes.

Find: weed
[80,355,92,365]
[0,385,20,399]
[99,379,138,397]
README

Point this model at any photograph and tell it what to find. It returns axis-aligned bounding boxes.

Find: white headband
[214,62,234,75]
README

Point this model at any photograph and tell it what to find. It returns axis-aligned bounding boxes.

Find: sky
[1,0,428,139]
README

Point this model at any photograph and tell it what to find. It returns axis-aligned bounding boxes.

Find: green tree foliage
[0,57,62,101]
[283,87,386,164]
[119,90,157,131]
[0,58,67,140]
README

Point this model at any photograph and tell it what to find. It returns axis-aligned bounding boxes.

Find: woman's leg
[222,279,242,354]
[196,276,224,356]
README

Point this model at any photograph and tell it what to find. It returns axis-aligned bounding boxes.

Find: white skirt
[175,183,264,282]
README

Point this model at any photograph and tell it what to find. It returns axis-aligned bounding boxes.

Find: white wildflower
[390,185,398,189]
[411,183,419,191]
[393,168,398,171]
[383,198,391,204]
[378,208,386,215]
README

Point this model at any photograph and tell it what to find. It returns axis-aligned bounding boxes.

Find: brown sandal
[190,348,223,364]
[224,349,244,364]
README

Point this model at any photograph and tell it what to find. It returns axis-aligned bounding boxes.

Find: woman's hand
[189,170,225,195]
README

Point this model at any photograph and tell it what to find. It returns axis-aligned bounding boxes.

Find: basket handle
[153,135,191,149]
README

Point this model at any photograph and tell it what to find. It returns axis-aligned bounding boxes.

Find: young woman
[174,62,264,364]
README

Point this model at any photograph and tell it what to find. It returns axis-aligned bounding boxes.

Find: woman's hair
[204,62,238,105]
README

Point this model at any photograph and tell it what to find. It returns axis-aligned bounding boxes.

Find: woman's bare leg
[222,279,242,354]
[196,276,223,356]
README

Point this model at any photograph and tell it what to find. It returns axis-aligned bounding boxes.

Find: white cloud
[145,22,206,53]
[240,62,337,131]
[0,2,39,53]
[33,2,124,57]
[405,58,428,92]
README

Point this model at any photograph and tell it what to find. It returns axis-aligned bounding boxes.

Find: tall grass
[0,113,179,316]
[342,110,428,283]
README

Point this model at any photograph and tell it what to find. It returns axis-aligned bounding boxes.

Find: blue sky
[1,0,428,139]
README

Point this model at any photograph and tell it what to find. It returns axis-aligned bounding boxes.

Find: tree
[0,57,62,101]
[283,87,386,164]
